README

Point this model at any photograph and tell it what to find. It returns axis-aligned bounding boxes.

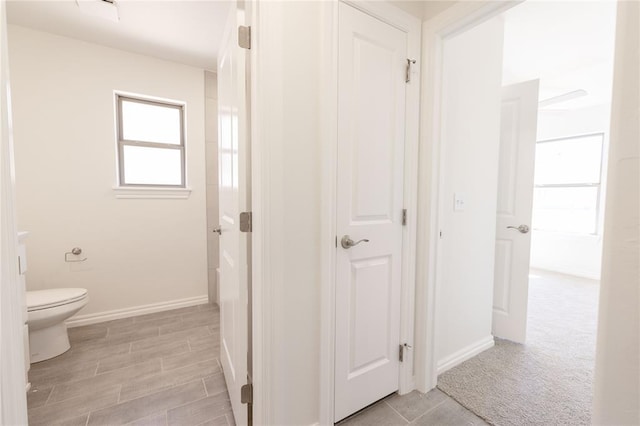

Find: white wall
[269,3,321,423]
[592,1,639,423]
[530,104,610,280]
[436,16,504,371]
[204,71,219,303]
[8,26,208,318]
[253,2,321,424]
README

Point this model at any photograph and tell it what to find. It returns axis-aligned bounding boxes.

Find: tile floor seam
[98,379,198,424]
[206,388,228,398]
[162,388,213,424]
[203,378,209,397]
[43,386,55,406]
[411,398,449,424]
[383,399,410,424]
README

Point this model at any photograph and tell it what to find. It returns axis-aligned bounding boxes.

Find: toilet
[26,288,89,363]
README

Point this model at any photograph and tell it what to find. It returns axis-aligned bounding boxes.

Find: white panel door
[218,3,250,425]
[493,80,539,343]
[1,1,29,423]
[335,3,407,421]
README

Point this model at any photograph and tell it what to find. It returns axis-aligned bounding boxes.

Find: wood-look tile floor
[27,303,234,426]
[337,389,488,426]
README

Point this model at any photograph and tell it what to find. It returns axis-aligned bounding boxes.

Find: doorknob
[507,224,530,234]
[341,235,370,249]
[212,226,222,235]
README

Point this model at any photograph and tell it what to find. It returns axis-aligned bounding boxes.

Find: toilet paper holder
[65,247,87,262]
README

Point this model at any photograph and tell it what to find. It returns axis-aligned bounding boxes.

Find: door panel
[335,2,407,421]
[492,80,539,343]
[349,256,392,375]
[218,2,250,424]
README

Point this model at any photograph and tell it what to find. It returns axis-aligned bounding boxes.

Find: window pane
[122,145,182,185]
[534,134,603,185]
[121,100,181,145]
[532,186,598,233]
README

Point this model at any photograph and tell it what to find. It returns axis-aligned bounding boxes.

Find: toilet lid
[27,288,88,312]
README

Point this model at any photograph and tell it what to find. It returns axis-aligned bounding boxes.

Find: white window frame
[533,132,606,235]
[115,93,186,189]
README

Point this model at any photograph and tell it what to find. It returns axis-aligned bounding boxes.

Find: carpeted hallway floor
[437,270,600,426]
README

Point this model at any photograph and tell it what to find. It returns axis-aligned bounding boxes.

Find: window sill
[112,186,192,199]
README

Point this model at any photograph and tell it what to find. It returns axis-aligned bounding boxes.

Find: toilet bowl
[26,288,88,363]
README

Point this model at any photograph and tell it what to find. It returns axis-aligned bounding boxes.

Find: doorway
[320,1,421,423]
[431,1,616,424]
[495,0,615,343]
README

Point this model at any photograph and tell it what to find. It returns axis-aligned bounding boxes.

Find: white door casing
[492,79,539,343]
[334,2,407,421]
[218,3,250,425]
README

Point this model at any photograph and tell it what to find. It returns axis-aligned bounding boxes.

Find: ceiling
[502,0,617,110]
[6,0,232,70]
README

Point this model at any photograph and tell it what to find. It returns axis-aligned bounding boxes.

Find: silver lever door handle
[507,224,530,234]
[341,235,370,249]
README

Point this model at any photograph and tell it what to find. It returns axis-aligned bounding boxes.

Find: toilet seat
[27,288,88,312]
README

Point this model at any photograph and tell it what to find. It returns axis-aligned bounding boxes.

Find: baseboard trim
[436,336,495,375]
[66,295,209,328]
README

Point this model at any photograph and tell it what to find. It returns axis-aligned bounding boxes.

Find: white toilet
[26,288,89,363]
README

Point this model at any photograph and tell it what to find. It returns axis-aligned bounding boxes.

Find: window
[531,133,604,234]
[116,95,185,187]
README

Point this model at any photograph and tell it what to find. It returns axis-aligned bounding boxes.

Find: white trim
[250,0,276,424]
[65,295,209,327]
[113,90,187,108]
[318,2,338,423]
[436,336,495,375]
[415,0,522,393]
[112,186,192,199]
[319,2,421,424]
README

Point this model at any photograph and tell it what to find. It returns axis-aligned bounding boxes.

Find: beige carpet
[437,271,599,426]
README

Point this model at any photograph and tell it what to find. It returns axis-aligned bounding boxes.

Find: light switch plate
[454,192,466,211]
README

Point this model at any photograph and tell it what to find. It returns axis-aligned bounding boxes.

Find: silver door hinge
[239,26,251,50]
[240,212,252,232]
[405,59,416,83]
[241,383,253,404]
[402,209,407,226]
[399,343,412,362]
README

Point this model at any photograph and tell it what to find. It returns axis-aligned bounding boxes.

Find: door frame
[318,1,421,424]
[414,0,524,392]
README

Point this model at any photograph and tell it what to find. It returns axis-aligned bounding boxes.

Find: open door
[492,79,539,343]
[1,1,29,423]
[217,1,251,424]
